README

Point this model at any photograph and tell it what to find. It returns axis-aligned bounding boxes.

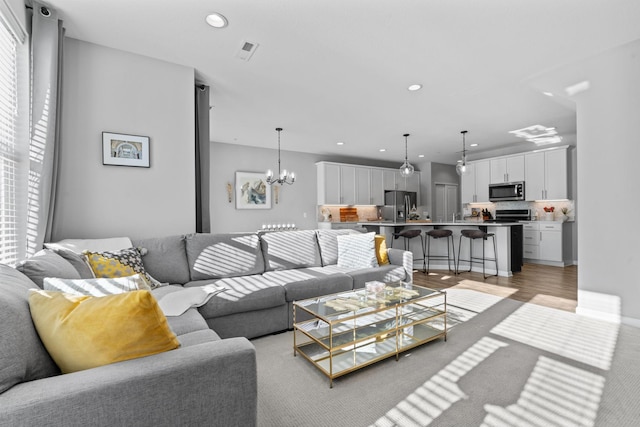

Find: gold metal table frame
[293,282,447,388]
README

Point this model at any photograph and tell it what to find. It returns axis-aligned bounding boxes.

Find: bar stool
[457,229,498,279]
[391,229,426,272]
[424,229,456,274]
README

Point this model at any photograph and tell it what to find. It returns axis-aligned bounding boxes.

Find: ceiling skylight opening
[206,13,228,28]
[509,125,558,140]
[407,84,422,91]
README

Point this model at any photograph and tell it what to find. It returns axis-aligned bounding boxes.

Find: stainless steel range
[483,209,531,223]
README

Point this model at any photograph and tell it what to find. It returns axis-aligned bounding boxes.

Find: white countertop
[358,221,523,227]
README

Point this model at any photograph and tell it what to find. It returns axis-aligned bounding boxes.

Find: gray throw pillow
[53,249,95,278]
[15,249,81,288]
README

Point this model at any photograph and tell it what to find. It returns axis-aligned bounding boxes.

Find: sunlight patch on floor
[490,303,619,370]
[371,337,509,427]
[481,356,604,427]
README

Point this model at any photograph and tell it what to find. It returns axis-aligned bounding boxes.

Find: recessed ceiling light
[543,91,554,97]
[418,154,425,158]
[336,142,344,146]
[379,148,386,152]
[205,13,228,28]
[470,143,478,147]
[407,84,422,91]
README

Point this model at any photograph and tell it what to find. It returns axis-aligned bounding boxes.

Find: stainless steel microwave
[489,181,525,202]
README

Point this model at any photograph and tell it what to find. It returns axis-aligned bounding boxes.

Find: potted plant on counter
[543,206,555,221]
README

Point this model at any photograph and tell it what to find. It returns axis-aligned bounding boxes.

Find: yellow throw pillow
[375,235,390,265]
[28,289,180,374]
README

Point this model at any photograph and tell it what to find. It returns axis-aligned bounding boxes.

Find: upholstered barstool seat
[457,229,498,278]
[424,229,456,273]
[392,229,426,272]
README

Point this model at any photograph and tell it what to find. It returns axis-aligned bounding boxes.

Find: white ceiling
[47,0,640,165]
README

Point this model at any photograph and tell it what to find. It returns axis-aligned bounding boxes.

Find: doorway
[435,183,458,222]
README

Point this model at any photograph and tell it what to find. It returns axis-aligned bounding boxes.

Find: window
[0,15,28,265]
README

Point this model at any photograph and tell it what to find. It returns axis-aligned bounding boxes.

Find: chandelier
[399,133,415,178]
[456,130,470,176]
[266,127,295,185]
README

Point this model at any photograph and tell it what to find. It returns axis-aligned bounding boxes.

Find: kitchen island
[359,221,523,277]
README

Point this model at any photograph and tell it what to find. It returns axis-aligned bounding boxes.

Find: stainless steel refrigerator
[382,190,417,223]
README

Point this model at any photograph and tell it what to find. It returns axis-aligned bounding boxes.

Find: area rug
[252,288,640,427]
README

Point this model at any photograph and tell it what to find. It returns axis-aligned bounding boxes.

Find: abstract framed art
[102,132,150,168]
[235,171,271,209]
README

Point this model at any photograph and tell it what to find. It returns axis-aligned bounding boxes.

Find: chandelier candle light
[456,130,470,176]
[399,133,415,178]
[266,127,295,185]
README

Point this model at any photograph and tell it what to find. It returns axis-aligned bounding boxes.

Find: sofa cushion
[306,264,407,288]
[132,235,191,284]
[263,269,353,302]
[316,229,359,266]
[0,265,60,394]
[260,230,322,271]
[152,285,211,336]
[375,235,390,265]
[337,232,379,269]
[186,275,285,318]
[28,289,180,374]
[15,249,81,288]
[185,233,265,281]
[43,274,151,296]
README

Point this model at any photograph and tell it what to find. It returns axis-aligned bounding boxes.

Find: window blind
[0,18,20,264]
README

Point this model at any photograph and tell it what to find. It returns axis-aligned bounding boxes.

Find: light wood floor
[413,263,578,312]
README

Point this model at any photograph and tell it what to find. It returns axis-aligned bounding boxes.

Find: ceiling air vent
[235,40,259,61]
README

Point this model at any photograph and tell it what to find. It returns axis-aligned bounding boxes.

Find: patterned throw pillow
[83,248,163,289]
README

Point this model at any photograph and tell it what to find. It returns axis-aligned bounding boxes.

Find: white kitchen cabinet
[370,168,384,205]
[340,165,356,205]
[522,221,570,266]
[462,160,491,203]
[317,162,341,204]
[490,155,525,184]
[355,167,371,205]
[525,147,568,200]
[317,162,420,206]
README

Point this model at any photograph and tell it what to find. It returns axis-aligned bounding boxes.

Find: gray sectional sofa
[0,228,411,425]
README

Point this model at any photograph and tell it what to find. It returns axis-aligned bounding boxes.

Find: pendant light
[399,133,415,178]
[456,130,470,176]
[266,127,295,185]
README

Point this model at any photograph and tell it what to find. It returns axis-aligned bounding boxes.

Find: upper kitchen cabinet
[355,167,371,205]
[370,168,385,205]
[340,165,357,205]
[524,147,568,200]
[317,162,341,204]
[461,160,491,203]
[490,155,525,184]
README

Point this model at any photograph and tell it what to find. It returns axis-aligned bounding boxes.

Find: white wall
[51,39,195,240]
[571,39,640,325]
[210,142,402,233]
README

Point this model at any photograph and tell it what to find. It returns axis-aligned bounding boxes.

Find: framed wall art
[102,132,150,168]
[235,171,271,209]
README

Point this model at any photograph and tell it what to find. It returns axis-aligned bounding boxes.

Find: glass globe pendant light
[399,133,415,178]
[456,130,470,176]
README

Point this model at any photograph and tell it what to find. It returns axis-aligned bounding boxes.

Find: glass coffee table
[293,282,447,387]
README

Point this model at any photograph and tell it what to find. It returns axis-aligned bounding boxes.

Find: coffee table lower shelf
[294,322,445,387]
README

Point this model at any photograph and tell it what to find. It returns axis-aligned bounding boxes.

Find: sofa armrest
[0,337,257,427]
[387,248,413,283]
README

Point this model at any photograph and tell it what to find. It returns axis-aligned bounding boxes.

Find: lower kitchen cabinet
[522,222,572,267]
